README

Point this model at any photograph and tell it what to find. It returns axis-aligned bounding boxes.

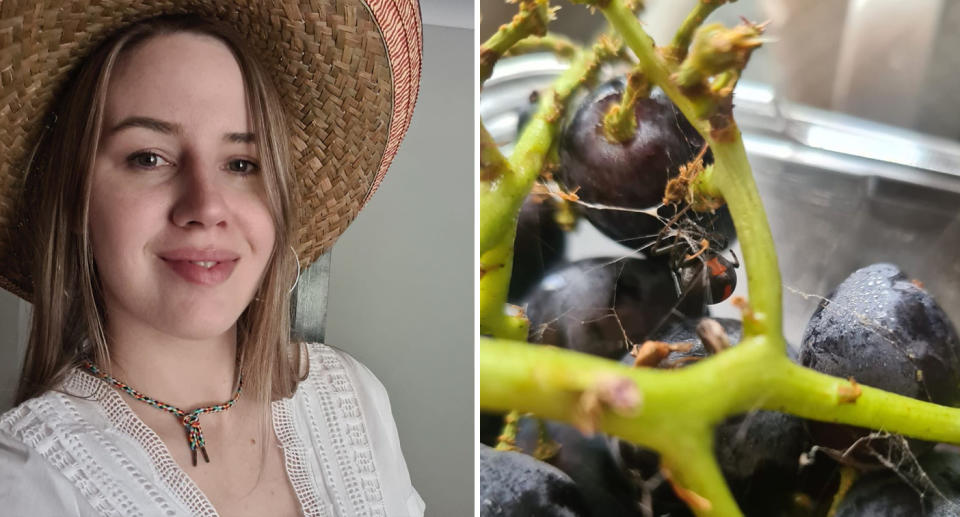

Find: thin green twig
[666,0,731,62]
[504,33,582,59]
[480,0,553,85]
[479,36,618,255]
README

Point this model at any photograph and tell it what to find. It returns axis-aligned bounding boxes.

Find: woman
[0,2,423,516]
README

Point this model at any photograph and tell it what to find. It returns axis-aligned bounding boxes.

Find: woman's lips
[162,258,238,286]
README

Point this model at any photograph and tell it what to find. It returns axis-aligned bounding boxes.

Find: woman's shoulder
[0,383,106,516]
[0,426,97,514]
[293,341,425,516]
[0,389,66,453]
[0,372,105,439]
[298,341,390,401]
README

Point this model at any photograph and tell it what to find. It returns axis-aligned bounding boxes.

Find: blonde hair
[15,14,305,435]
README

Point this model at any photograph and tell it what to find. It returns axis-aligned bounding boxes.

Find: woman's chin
[146,303,243,341]
[158,317,239,342]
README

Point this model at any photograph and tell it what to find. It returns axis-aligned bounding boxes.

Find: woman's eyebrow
[109,116,255,143]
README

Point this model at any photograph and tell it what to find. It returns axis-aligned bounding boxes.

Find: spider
[642,202,740,314]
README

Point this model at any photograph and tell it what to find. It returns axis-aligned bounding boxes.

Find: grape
[834,449,960,516]
[920,450,960,516]
[524,257,705,359]
[515,417,643,516]
[557,77,734,255]
[509,196,567,302]
[833,471,921,517]
[714,411,808,516]
[799,263,960,456]
[480,444,590,516]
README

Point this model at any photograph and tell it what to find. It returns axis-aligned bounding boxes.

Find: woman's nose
[170,156,229,229]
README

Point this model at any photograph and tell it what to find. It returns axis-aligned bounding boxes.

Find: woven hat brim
[0,0,423,301]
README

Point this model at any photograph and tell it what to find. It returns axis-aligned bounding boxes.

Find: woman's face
[88,32,276,341]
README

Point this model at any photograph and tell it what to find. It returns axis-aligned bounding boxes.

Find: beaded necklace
[80,360,243,466]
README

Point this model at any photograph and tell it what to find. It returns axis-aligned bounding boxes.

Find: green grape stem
[503,33,582,60]
[495,409,523,451]
[480,0,553,85]
[827,467,859,517]
[599,0,782,341]
[480,22,618,339]
[480,338,960,516]
[479,36,616,255]
[666,0,731,63]
[602,67,649,143]
[480,122,510,184]
[674,22,764,103]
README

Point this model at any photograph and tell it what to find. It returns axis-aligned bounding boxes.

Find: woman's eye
[127,152,170,169]
[228,159,260,175]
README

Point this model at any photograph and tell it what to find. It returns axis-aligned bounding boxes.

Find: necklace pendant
[191,446,211,467]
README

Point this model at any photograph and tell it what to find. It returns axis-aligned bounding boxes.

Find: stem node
[837,378,863,404]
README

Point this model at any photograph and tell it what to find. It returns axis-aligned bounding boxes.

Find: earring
[288,245,301,294]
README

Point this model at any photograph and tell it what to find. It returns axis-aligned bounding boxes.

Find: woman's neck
[103,322,242,411]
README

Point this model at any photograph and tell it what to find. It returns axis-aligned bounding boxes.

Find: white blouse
[0,342,424,516]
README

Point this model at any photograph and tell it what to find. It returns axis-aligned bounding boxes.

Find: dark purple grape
[714,411,808,516]
[835,450,960,516]
[524,257,704,360]
[833,470,922,517]
[923,450,960,516]
[509,196,567,302]
[800,263,960,457]
[480,444,590,517]
[558,77,734,255]
[515,418,643,517]
[616,317,809,516]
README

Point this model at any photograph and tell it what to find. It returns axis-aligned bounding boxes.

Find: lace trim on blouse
[0,342,387,517]
[309,345,387,517]
[273,395,329,517]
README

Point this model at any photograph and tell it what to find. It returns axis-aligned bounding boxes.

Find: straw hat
[0,0,422,301]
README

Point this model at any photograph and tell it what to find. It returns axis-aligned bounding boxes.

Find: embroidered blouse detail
[311,346,387,517]
[0,343,420,517]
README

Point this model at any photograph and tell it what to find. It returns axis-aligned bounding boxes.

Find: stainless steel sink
[481,54,960,347]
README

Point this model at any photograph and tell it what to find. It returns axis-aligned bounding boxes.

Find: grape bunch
[484,60,960,517]
[479,1,960,515]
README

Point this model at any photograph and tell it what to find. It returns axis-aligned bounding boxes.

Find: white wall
[0,289,23,408]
